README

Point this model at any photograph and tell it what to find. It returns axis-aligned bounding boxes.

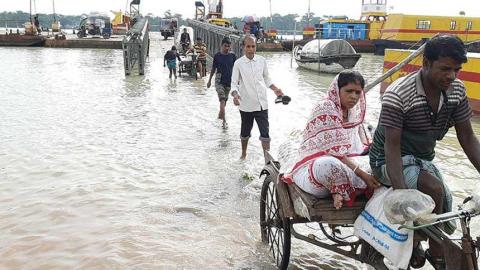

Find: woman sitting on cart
[284,70,382,209]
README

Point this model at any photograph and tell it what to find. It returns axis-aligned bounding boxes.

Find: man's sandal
[410,243,426,269]
[425,249,446,270]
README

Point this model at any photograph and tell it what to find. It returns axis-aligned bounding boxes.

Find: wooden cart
[178,53,198,80]
[259,151,387,270]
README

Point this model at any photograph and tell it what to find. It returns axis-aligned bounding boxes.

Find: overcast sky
[3,0,480,19]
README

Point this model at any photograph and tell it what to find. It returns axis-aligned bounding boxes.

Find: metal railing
[122,17,150,76]
[187,19,243,57]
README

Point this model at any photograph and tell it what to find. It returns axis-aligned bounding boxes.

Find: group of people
[288,34,480,269]
[242,22,264,41]
[164,33,480,267]
[164,28,208,79]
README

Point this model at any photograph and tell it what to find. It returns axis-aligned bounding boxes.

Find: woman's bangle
[353,165,359,174]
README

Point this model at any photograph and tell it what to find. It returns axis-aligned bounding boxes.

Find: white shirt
[230,55,273,112]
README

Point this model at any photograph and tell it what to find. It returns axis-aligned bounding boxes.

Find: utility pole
[307,0,311,26]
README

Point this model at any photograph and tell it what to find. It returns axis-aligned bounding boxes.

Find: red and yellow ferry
[374,13,480,55]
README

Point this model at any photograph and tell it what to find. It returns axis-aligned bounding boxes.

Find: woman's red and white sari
[283,75,370,202]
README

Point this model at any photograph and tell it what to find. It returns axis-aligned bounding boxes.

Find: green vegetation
[0,10,323,30]
[0,11,83,29]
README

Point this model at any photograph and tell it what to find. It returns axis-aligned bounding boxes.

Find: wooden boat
[293,39,361,73]
[0,0,47,47]
[381,48,480,113]
[0,33,46,46]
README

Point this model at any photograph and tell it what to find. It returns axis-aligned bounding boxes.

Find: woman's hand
[363,173,382,189]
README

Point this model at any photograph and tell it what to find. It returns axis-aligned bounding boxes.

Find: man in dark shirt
[180,28,191,53]
[163,46,182,79]
[207,37,236,127]
[370,35,480,266]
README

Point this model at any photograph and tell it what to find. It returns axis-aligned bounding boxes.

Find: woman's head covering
[288,73,368,174]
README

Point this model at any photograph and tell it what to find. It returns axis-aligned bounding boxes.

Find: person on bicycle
[207,37,237,127]
[283,70,381,209]
[369,34,480,269]
[180,28,191,53]
[193,37,207,78]
[164,46,182,79]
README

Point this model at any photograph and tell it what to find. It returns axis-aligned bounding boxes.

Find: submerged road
[1,32,479,269]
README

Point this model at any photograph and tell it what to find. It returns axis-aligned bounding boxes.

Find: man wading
[207,37,236,128]
[230,35,284,160]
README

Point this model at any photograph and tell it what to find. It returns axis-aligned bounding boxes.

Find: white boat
[293,39,361,73]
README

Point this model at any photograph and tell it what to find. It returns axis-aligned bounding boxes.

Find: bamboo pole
[364,42,426,92]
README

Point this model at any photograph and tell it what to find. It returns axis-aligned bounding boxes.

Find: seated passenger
[283,70,381,209]
[180,28,191,53]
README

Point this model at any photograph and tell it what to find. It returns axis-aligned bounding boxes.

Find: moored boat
[0,33,46,47]
[293,39,361,73]
[381,48,480,113]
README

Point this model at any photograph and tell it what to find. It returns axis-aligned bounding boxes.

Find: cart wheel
[192,66,198,80]
[260,174,291,270]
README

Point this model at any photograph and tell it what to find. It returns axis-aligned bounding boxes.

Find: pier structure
[122,17,150,76]
[187,19,243,58]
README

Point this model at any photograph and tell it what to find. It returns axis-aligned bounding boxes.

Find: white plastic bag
[383,189,435,224]
[354,187,413,269]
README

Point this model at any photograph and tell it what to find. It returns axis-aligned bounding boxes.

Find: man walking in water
[230,35,284,160]
[207,37,236,128]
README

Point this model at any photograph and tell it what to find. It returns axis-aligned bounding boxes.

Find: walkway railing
[187,19,243,58]
[122,17,150,76]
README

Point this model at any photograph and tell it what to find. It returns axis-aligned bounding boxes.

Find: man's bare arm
[456,120,480,173]
[385,126,408,189]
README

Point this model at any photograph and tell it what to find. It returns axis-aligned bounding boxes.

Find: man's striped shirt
[369,70,472,168]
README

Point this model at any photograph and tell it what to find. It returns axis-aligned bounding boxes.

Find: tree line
[0,10,325,30]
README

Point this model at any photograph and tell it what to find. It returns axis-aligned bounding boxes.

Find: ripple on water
[0,33,478,269]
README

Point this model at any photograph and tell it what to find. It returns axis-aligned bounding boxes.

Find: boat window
[416,20,431,30]
[467,21,473,30]
[450,21,456,30]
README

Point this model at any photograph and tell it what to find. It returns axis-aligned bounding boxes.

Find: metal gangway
[122,17,150,76]
[187,19,243,58]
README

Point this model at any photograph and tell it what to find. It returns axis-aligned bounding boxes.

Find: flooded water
[1,33,479,269]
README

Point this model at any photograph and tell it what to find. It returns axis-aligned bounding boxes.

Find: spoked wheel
[192,66,198,80]
[260,174,291,270]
